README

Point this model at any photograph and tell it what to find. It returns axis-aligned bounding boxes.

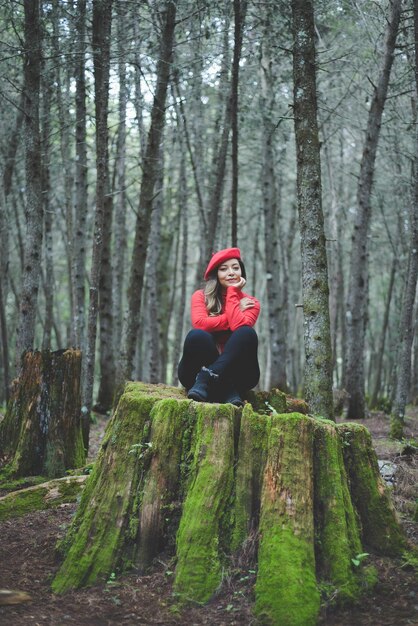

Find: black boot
[187,367,219,402]
[222,385,243,407]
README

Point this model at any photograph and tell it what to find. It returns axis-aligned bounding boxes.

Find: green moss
[0,471,47,492]
[230,404,269,552]
[256,527,320,625]
[337,423,406,556]
[0,476,86,521]
[255,413,320,626]
[52,386,160,593]
[174,403,235,604]
[285,396,309,414]
[247,389,287,414]
[313,421,363,603]
[135,398,195,569]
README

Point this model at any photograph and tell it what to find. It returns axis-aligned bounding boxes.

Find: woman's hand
[231,276,246,290]
[239,296,255,311]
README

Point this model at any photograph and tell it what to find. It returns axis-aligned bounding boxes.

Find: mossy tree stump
[52,382,407,625]
[0,349,85,478]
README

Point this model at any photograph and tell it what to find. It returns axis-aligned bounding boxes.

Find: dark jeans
[178,325,260,394]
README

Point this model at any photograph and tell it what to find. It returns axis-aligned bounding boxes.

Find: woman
[178,247,260,406]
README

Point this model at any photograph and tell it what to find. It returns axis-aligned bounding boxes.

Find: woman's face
[217,258,242,290]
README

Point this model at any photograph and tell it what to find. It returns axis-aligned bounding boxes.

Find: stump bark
[0,349,85,478]
[52,382,407,625]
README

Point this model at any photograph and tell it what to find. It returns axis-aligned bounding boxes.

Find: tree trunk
[171,148,188,386]
[112,0,128,357]
[390,4,418,438]
[72,0,88,350]
[16,0,43,362]
[292,0,334,420]
[147,147,164,384]
[0,349,85,478]
[345,0,401,420]
[82,0,113,437]
[0,94,24,398]
[260,24,288,391]
[95,185,115,413]
[40,48,54,351]
[230,0,247,246]
[52,382,407,625]
[370,255,397,408]
[119,0,176,384]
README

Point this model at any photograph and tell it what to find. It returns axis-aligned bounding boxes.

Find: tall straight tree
[230,0,247,246]
[390,3,418,439]
[82,0,112,437]
[345,0,401,419]
[72,0,88,350]
[16,0,43,363]
[292,0,333,420]
[113,0,128,358]
[260,15,288,391]
[0,94,24,399]
[119,0,177,383]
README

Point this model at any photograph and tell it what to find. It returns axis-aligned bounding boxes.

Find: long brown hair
[203,259,247,316]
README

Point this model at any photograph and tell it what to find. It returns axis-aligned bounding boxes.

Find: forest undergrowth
[0,407,417,626]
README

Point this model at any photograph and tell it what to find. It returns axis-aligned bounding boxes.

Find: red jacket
[191,287,260,352]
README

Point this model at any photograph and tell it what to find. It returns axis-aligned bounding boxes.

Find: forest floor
[0,406,417,626]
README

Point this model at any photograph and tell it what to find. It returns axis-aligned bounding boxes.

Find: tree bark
[260,24,288,391]
[292,0,334,420]
[0,350,85,478]
[370,256,397,408]
[40,45,54,351]
[95,185,115,413]
[171,147,188,386]
[82,0,113,436]
[16,0,43,363]
[345,0,402,419]
[112,0,128,358]
[52,382,407,625]
[72,0,88,350]
[119,0,177,383]
[230,0,247,246]
[390,2,418,439]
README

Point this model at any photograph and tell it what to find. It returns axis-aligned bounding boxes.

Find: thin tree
[82,0,113,440]
[72,0,88,350]
[0,94,24,399]
[119,0,177,384]
[345,0,402,419]
[390,3,418,439]
[230,0,247,246]
[16,0,43,363]
[260,16,288,391]
[113,0,128,357]
[292,0,333,420]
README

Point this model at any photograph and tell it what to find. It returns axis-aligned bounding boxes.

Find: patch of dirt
[0,410,417,625]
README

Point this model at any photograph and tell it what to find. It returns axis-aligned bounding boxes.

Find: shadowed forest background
[1,0,418,428]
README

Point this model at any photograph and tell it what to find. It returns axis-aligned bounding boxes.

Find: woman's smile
[217,258,242,289]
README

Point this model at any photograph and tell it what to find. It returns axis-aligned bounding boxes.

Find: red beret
[204,247,241,280]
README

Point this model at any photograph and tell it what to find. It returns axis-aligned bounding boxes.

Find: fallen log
[0,474,88,521]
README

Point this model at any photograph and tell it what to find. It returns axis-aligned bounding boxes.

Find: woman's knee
[232,325,258,346]
[183,329,214,349]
